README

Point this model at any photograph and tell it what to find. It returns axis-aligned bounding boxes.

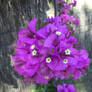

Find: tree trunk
[0,0,49,92]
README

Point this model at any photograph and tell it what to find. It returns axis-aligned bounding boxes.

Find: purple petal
[68,84,76,92]
[57,85,63,92]
[44,33,57,48]
[47,58,68,71]
[28,18,38,32]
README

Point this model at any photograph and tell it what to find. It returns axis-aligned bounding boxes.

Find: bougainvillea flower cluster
[57,84,76,92]
[12,0,90,92]
[12,16,90,84]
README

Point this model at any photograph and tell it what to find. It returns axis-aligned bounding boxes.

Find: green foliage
[67,23,73,31]
[40,22,49,29]
[34,78,77,92]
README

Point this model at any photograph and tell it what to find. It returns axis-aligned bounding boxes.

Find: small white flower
[44,76,49,79]
[32,50,37,56]
[65,49,71,55]
[56,31,62,36]
[46,57,52,63]
[30,45,35,50]
[63,59,68,64]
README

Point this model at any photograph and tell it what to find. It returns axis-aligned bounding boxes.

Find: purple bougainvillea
[12,0,90,92]
[57,84,76,92]
[12,17,90,83]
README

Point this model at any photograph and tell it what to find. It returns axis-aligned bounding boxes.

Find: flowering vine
[12,0,90,92]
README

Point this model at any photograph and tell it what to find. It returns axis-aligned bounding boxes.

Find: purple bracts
[57,84,76,92]
[12,17,90,84]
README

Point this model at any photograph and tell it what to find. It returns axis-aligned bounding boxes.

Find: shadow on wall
[73,1,92,92]
[73,0,92,58]
[81,5,92,92]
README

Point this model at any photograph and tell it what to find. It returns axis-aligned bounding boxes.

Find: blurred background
[0,0,92,92]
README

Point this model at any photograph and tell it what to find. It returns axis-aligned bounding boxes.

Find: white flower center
[63,59,68,64]
[46,57,51,63]
[44,76,49,79]
[65,49,71,55]
[32,50,37,56]
[30,45,35,50]
[56,31,62,36]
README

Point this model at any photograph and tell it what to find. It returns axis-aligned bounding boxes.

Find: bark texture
[0,0,49,92]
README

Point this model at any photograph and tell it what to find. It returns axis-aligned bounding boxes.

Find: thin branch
[54,0,57,16]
